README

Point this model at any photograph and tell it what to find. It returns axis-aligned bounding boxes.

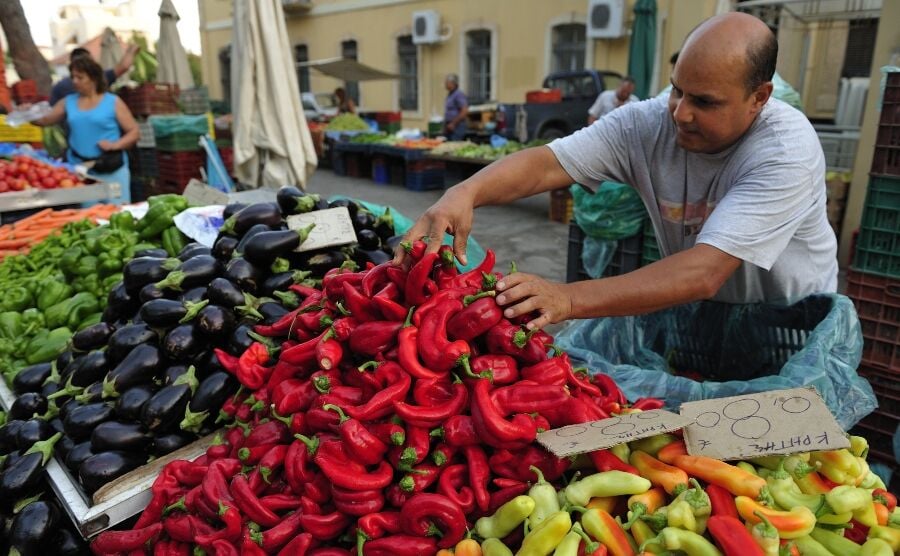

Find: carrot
[0,239,30,249]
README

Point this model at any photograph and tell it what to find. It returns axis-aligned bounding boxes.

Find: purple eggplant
[224,257,264,294]
[0,433,61,503]
[63,403,113,441]
[79,451,145,494]
[220,202,282,236]
[153,431,195,456]
[177,243,212,261]
[11,363,52,395]
[207,278,245,308]
[104,344,162,395]
[9,393,46,421]
[141,366,199,432]
[139,298,209,328]
[16,419,54,450]
[114,384,156,421]
[242,226,315,266]
[212,234,239,261]
[64,441,94,472]
[123,256,178,294]
[65,350,109,387]
[155,255,222,292]
[91,421,153,453]
[197,304,235,338]
[71,322,116,352]
[107,323,158,363]
[9,500,60,556]
[180,371,236,434]
[162,324,202,361]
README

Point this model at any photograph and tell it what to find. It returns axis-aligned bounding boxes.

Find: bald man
[397,13,837,330]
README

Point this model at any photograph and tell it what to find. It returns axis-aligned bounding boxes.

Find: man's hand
[496,272,573,330]
[393,185,476,267]
[446,122,456,132]
[97,140,116,151]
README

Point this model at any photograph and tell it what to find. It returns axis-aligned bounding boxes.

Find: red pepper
[134,466,182,529]
[447,291,503,341]
[309,549,352,556]
[397,312,445,380]
[393,381,469,428]
[322,403,389,465]
[235,342,273,389]
[386,482,413,508]
[442,415,480,447]
[185,485,217,520]
[361,262,392,297]
[446,249,496,289]
[346,361,411,421]
[231,474,281,527]
[462,444,491,513]
[470,377,537,447]
[707,515,765,556]
[401,493,467,548]
[348,320,403,357]
[305,407,341,433]
[437,464,477,514]
[289,283,322,298]
[410,288,472,329]
[632,397,665,411]
[206,436,232,461]
[244,419,290,447]
[588,449,640,475]
[315,440,394,490]
[237,443,274,465]
[418,298,471,372]
[342,280,380,321]
[707,483,740,519]
[486,321,549,364]
[300,510,353,541]
[399,463,442,493]
[874,488,897,511]
[303,471,333,504]
[279,328,331,367]
[471,354,520,385]
[314,329,343,370]
[362,535,438,556]
[194,502,242,546]
[323,270,364,299]
[385,264,408,291]
[358,511,403,539]
[375,280,402,301]
[370,422,406,446]
[248,444,288,491]
[519,354,570,386]
[210,539,240,556]
[318,386,366,408]
[259,493,302,512]
[241,530,267,556]
[405,252,439,305]
[490,382,570,414]
[275,532,313,556]
[332,485,386,516]
[432,442,458,467]
[489,482,530,514]
[254,510,304,552]
[398,424,432,469]
[372,294,408,321]
[413,377,456,405]
[202,458,241,507]
[845,519,870,544]
[92,523,164,554]
[254,306,303,337]
[435,245,460,288]
[272,378,317,415]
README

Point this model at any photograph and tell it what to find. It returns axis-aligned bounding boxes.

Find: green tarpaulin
[627,0,657,100]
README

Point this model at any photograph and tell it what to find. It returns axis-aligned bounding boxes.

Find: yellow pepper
[481,538,514,556]
[735,496,816,539]
[809,527,862,556]
[518,511,572,556]
[869,525,900,552]
[565,471,651,507]
[475,495,535,539]
[860,538,894,556]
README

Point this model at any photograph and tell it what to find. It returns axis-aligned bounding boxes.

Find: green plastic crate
[641,218,661,265]
[379,122,401,134]
[155,132,203,152]
[853,175,900,279]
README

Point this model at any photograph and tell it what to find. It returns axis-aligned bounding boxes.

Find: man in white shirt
[587,76,639,124]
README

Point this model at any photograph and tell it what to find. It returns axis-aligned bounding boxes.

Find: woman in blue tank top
[34,56,139,203]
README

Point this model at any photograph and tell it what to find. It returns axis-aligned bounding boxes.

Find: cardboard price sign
[182,180,229,206]
[536,409,694,457]
[680,387,849,461]
[287,207,357,252]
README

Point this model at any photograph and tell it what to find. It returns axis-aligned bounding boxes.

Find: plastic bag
[149,114,210,138]
[772,72,803,111]
[572,182,647,277]
[554,294,875,430]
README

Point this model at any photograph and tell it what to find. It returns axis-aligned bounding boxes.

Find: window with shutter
[842,18,878,78]
[466,30,492,104]
[397,36,418,111]
[294,44,310,93]
[551,24,586,73]
[341,40,360,104]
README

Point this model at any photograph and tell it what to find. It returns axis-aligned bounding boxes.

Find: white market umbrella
[232,0,317,189]
[156,0,194,89]
[100,28,124,83]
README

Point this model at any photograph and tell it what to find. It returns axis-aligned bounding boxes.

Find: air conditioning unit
[587,0,625,39]
[412,10,441,44]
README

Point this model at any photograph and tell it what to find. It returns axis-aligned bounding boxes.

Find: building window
[341,39,359,105]
[551,24,586,73]
[842,18,878,78]
[466,30,491,104]
[294,44,310,93]
[219,45,231,104]
[397,35,418,111]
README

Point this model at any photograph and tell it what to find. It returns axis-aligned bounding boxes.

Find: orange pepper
[875,502,890,526]
[671,454,769,501]
[580,508,635,556]
[454,538,483,556]
[587,496,619,513]
[622,487,667,530]
[436,550,453,556]
[735,496,816,539]
[656,439,687,464]
[629,451,689,495]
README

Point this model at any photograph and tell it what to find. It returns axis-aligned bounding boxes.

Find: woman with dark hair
[34,56,139,203]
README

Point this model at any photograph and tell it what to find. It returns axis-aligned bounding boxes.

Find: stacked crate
[120,84,179,118]
[11,80,38,104]
[179,87,211,115]
[848,71,900,468]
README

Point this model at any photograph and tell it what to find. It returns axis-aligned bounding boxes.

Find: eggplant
[197,304,235,338]
[107,324,158,363]
[207,278,246,308]
[384,234,404,252]
[63,403,114,441]
[104,281,137,323]
[223,202,247,219]
[105,344,162,394]
[138,282,169,303]
[229,322,255,354]
[221,202,283,236]
[0,420,24,454]
[12,363,52,395]
[356,228,381,251]
[64,442,94,472]
[0,433,61,502]
[9,500,59,556]
[139,298,209,328]
[134,247,169,259]
[234,223,273,256]
[155,255,222,292]
[259,302,290,324]
[79,451,145,494]
[71,322,115,352]
[76,382,104,404]
[9,393,47,421]
[327,198,359,218]
[278,186,319,215]
[224,257,265,293]
[373,209,395,241]
[141,366,199,432]
[352,210,377,233]
[123,256,177,294]
[66,350,109,387]
[115,384,156,421]
[57,434,76,459]
[178,243,212,261]
[16,419,54,449]
[306,251,347,276]
[153,431,195,456]
[243,227,315,266]
[162,324,202,361]
[212,234,239,261]
[260,270,304,296]
[56,350,75,374]
[194,349,225,375]
[40,381,61,400]
[91,421,153,453]
[180,286,208,304]
[59,399,81,422]
[49,418,65,436]
[189,371,236,415]
[357,248,391,266]
[55,528,87,556]
[162,364,188,385]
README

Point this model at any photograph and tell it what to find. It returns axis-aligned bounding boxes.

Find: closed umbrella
[232,0,317,189]
[627,0,657,100]
[99,27,123,84]
[156,0,194,89]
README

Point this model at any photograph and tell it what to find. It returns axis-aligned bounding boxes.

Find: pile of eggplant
[5,187,398,503]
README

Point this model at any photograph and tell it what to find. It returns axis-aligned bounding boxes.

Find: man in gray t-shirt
[588,76,639,124]
[396,12,837,331]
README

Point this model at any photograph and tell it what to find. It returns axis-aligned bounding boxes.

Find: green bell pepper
[25,327,73,365]
[37,280,73,311]
[73,255,99,277]
[21,308,45,331]
[3,286,33,312]
[59,246,84,275]
[161,226,188,257]
[44,299,72,329]
[147,194,188,211]
[98,251,123,276]
[66,292,100,330]
[77,312,103,331]
[139,205,180,240]
[110,211,136,231]
[0,312,23,339]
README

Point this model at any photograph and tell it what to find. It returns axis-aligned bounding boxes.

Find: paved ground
[306,168,571,283]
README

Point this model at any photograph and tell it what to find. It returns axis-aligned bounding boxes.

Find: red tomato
[0,180,8,193]
[36,167,50,179]
[41,177,58,189]
[10,179,27,191]
[59,178,75,188]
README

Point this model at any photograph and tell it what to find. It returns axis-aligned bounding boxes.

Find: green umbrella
[627,0,657,100]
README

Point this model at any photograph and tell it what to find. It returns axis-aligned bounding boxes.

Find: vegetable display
[0,155,86,193]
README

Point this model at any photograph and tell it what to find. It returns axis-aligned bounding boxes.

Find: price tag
[536,409,693,457]
[182,179,228,206]
[287,207,357,252]
[680,387,849,460]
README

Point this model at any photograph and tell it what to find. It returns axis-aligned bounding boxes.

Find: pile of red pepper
[91,242,665,555]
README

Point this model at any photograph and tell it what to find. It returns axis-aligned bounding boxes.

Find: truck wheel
[538,127,566,140]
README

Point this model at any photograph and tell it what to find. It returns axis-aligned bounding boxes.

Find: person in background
[444,74,469,141]
[588,76,639,124]
[334,87,356,114]
[33,57,139,204]
[50,44,140,105]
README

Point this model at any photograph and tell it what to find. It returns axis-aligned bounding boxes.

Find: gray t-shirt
[588,90,640,118]
[550,95,837,304]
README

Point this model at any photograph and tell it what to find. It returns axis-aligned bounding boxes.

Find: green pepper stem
[294,433,320,456]
[529,465,548,485]
[463,290,496,306]
[322,403,349,424]
[403,306,415,328]
[458,354,492,381]
[313,375,331,394]
[358,361,381,372]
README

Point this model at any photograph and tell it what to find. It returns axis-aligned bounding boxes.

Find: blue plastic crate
[372,159,390,185]
[332,150,346,176]
[405,169,444,191]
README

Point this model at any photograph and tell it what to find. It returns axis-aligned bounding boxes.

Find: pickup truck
[498,70,623,141]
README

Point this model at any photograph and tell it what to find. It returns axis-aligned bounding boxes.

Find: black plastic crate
[405,169,444,191]
[566,222,643,282]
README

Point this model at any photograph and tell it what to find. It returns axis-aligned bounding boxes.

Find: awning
[298,57,400,81]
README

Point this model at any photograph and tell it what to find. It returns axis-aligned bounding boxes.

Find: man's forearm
[460,146,574,208]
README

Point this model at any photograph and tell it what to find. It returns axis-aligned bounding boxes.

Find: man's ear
[751,82,773,113]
